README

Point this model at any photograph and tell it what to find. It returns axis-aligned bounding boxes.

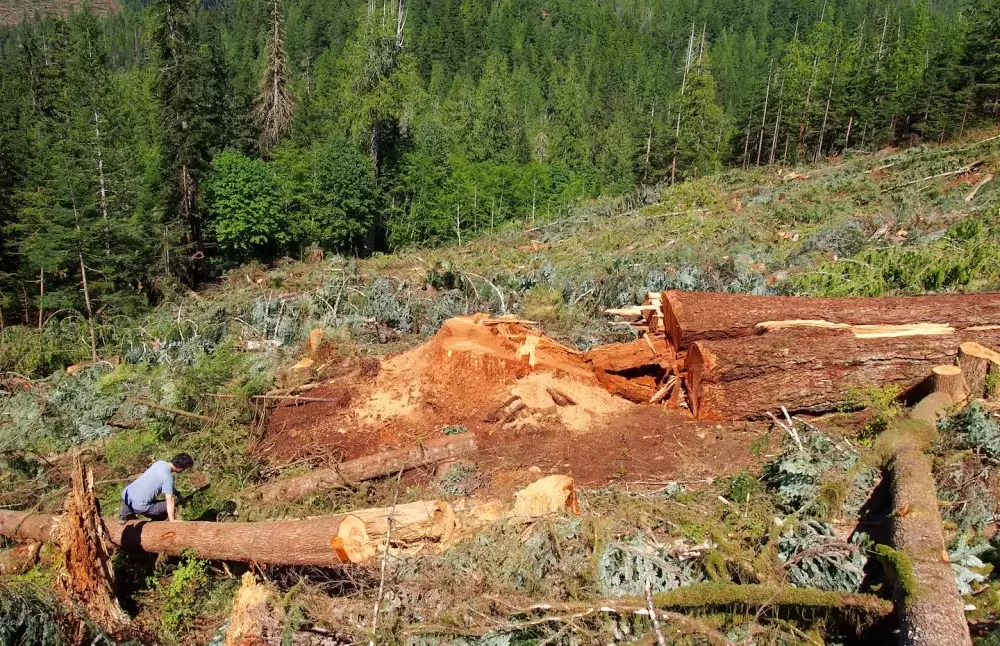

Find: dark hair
[171,453,194,470]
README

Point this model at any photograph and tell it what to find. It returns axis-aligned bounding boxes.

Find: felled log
[956,341,1000,400]
[525,582,893,620]
[661,289,1000,349]
[255,434,478,503]
[0,542,40,575]
[684,328,1000,419]
[876,392,972,646]
[0,509,375,566]
[350,500,456,544]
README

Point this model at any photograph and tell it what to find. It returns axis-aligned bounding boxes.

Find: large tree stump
[956,341,1000,400]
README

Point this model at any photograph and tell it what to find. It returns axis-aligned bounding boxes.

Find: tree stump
[956,341,1000,400]
[932,365,967,403]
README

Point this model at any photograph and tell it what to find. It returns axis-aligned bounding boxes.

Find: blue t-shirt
[122,461,174,512]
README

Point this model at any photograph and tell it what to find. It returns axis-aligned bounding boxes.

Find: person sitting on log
[119,453,194,522]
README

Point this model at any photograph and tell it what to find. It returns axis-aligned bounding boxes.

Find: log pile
[601,289,1000,419]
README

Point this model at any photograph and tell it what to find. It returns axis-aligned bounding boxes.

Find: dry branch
[254,434,478,503]
[130,398,215,423]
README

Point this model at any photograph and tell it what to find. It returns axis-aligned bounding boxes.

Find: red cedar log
[684,329,1000,419]
[661,290,1000,349]
[254,433,478,503]
[0,510,368,566]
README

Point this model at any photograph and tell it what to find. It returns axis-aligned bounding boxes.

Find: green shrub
[103,429,160,470]
[151,552,209,637]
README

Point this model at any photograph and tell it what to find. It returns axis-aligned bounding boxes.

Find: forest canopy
[0,0,999,325]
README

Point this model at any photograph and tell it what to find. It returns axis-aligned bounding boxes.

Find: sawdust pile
[355,315,630,432]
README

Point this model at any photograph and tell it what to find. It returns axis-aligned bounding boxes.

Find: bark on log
[254,434,478,503]
[956,341,1000,400]
[932,365,967,402]
[661,290,1000,349]
[876,393,972,646]
[0,510,374,566]
[684,329,1000,419]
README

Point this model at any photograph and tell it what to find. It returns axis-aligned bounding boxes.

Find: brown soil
[258,316,767,492]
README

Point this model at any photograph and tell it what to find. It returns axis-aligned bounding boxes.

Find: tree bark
[254,434,478,503]
[0,510,373,566]
[661,290,1000,349]
[876,392,973,646]
[684,328,1000,419]
[956,341,1000,400]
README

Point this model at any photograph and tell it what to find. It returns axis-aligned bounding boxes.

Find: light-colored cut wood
[957,341,1000,400]
[932,365,967,402]
[513,475,580,517]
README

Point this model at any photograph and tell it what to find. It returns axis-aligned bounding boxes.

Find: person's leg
[142,500,168,521]
[119,502,136,522]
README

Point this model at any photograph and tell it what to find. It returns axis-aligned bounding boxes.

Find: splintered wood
[58,459,130,638]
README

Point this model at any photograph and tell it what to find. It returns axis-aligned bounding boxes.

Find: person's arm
[166,493,177,521]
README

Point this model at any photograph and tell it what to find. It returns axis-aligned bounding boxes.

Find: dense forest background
[0,0,998,327]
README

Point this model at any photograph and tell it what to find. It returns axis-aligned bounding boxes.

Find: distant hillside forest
[0,0,998,322]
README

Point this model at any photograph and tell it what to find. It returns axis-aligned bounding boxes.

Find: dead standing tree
[255,0,295,152]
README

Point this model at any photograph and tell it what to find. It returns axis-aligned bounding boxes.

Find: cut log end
[932,365,968,403]
[513,475,580,517]
[329,514,376,563]
[957,341,1000,400]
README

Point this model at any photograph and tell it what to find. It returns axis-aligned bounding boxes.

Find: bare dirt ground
[258,316,769,495]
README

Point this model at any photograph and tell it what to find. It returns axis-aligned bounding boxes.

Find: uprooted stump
[57,458,130,638]
[875,392,973,646]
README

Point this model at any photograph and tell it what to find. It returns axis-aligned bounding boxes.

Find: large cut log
[255,434,478,503]
[956,341,1000,400]
[685,328,1000,419]
[0,509,375,566]
[876,392,972,646]
[661,290,1000,349]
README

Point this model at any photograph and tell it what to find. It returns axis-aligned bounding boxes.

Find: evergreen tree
[256,0,295,152]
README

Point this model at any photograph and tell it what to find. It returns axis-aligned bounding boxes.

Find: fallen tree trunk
[876,392,972,646]
[661,290,1000,349]
[254,434,478,503]
[0,510,374,566]
[523,582,893,620]
[684,328,1000,419]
